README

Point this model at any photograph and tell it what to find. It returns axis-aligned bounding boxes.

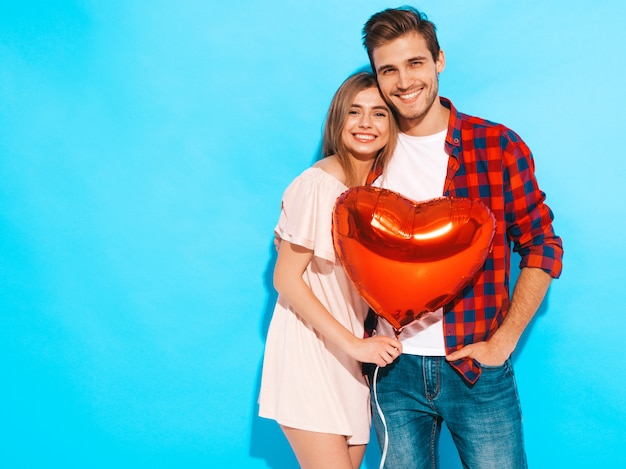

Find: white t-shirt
[372,129,448,356]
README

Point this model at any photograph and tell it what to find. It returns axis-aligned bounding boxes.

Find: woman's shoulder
[312,156,346,186]
[283,163,345,202]
[280,160,346,212]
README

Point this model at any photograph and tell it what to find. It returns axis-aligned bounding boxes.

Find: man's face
[372,32,445,131]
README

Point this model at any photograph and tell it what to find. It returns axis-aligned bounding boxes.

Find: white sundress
[258,167,371,444]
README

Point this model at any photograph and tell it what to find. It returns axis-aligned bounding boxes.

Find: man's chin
[396,100,436,123]
[398,111,426,123]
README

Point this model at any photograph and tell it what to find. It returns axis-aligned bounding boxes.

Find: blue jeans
[367,355,527,469]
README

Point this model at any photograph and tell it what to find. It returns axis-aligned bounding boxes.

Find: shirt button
[453,138,460,144]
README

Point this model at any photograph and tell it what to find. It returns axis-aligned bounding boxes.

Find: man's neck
[399,98,450,137]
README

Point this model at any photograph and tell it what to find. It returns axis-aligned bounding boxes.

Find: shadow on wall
[248,240,299,467]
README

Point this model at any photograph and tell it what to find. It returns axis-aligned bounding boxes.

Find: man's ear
[436,49,445,74]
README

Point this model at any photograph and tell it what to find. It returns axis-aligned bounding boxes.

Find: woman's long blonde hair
[322,72,397,187]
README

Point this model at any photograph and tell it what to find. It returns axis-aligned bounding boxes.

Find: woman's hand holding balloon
[347,335,402,367]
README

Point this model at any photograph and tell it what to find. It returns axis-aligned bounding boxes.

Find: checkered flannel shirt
[369,97,563,384]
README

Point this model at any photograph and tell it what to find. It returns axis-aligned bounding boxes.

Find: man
[361,7,563,468]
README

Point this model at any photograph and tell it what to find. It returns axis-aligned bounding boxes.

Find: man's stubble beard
[392,80,439,127]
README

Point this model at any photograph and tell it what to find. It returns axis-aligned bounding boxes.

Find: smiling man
[374,31,446,135]
[361,6,564,468]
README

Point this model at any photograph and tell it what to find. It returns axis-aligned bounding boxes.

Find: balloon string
[373,365,388,469]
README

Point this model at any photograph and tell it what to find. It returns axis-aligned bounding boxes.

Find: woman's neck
[352,157,376,186]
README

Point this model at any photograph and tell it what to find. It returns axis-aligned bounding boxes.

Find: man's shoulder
[458,110,511,133]
[457,111,526,146]
[443,98,528,153]
[443,97,515,135]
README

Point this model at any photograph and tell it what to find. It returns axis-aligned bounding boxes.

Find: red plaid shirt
[370,98,563,384]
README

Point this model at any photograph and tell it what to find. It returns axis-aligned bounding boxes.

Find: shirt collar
[440,97,461,159]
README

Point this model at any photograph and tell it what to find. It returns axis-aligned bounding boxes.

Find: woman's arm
[274,240,402,367]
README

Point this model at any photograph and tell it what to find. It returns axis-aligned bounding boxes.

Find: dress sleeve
[275,169,344,263]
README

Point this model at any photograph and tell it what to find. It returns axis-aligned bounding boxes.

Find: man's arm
[446,128,562,367]
[447,267,552,366]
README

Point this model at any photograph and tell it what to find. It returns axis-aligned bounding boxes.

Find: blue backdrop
[1,1,625,467]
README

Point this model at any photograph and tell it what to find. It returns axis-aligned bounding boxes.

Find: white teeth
[400,90,420,100]
[354,134,375,141]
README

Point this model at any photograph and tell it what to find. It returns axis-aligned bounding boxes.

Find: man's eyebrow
[405,55,429,64]
[377,54,430,72]
[376,64,394,73]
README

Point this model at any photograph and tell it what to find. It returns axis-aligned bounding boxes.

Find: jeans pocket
[477,358,513,377]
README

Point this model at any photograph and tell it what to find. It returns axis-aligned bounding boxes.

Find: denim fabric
[368,355,527,469]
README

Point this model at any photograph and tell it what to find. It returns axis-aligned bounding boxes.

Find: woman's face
[341,86,391,161]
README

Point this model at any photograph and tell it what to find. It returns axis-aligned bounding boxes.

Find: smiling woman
[340,87,392,164]
[257,72,401,469]
[319,74,398,187]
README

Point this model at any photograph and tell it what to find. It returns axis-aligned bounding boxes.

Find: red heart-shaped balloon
[332,187,496,332]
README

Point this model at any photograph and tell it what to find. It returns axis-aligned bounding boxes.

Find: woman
[258,72,403,469]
